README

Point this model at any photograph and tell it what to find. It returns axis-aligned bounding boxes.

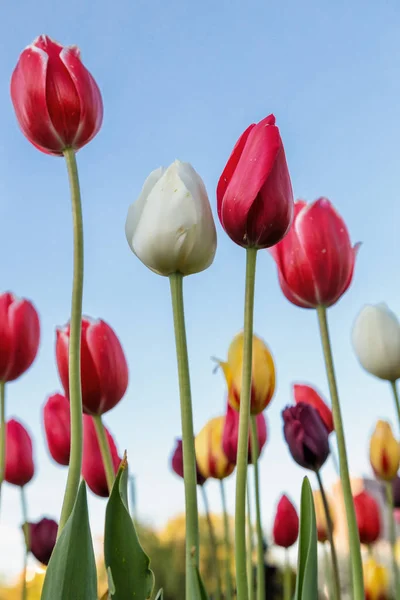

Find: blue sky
[1,0,400,581]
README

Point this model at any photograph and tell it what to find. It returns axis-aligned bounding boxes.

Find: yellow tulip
[363,558,389,600]
[218,332,275,414]
[369,420,400,481]
[313,490,335,543]
[195,417,235,479]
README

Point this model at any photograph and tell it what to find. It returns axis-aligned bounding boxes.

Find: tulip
[171,438,206,486]
[125,160,217,277]
[56,316,128,416]
[369,420,400,481]
[11,35,103,156]
[270,198,359,308]
[218,332,275,414]
[282,403,330,471]
[273,495,299,548]
[4,419,34,486]
[82,415,120,497]
[353,491,381,545]
[363,558,389,600]
[352,304,400,382]
[43,393,71,466]
[393,476,400,508]
[28,518,58,565]
[222,403,267,464]
[217,114,293,248]
[0,292,40,382]
[313,489,335,543]
[293,384,334,433]
[195,417,235,479]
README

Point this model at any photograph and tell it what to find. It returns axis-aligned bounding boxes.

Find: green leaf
[41,481,97,600]
[294,477,318,600]
[194,566,209,599]
[104,456,155,599]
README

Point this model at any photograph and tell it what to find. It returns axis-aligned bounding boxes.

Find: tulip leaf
[41,481,97,600]
[195,566,210,599]
[104,456,155,599]
[294,477,318,600]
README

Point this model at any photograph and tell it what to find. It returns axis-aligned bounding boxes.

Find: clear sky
[1,0,400,581]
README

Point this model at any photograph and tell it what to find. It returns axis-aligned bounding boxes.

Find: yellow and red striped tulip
[195,417,235,479]
[363,558,389,600]
[369,420,400,481]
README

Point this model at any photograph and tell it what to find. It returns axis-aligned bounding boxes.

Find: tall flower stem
[246,484,255,600]
[316,306,364,599]
[0,381,5,504]
[220,479,233,600]
[386,481,400,596]
[323,543,334,599]
[20,485,29,600]
[169,273,199,598]
[250,416,265,600]
[93,415,115,493]
[236,247,258,600]
[316,470,341,600]
[58,148,84,536]
[390,381,400,432]
[283,549,291,600]
[200,485,222,600]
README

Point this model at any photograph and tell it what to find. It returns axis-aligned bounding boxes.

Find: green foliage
[294,477,318,600]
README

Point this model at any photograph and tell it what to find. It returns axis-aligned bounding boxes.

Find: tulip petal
[5,296,40,382]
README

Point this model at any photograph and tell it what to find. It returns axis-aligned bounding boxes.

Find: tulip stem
[20,485,29,600]
[316,470,341,600]
[247,483,255,600]
[283,549,291,600]
[93,415,115,493]
[0,380,5,504]
[220,479,233,600]
[385,481,400,596]
[236,247,258,600]
[250,416,265,600]
[390,381,400,433]
[169,273,199,598]
[58,148,84,536]
[201,485,222,600]
[316,305,364,599]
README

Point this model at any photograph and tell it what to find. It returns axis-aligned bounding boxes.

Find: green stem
[58,148,84,536]
[323,542,334,599]
[169,273,199,598]
[93,415,115,493]
[316,306,364,599]
[283,549,291,600]
[250,416,265,600]
[201,486,222,600]
[20,485,29,600]
[220,479,233,600]
[235,247,257,600]
[0,381,5,505]
[316,470,341,600]
[390,381,400,433]
[386,481,400,596]
[246,484,255,600]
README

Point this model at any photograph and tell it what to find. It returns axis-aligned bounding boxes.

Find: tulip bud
[195,417,235,480]
[222,403,267,465]
[82,415,120,497]
[353,491,381,545]
[273,495,299,548]
[0,292,40,382]
[5,419,34,487]
[282,403,330,471]
[171,438,206,486]
[11,35,103,156]
[125,161,217,277]
[313,490,335,543]
[352,304,400,382]
[28,518,58,565]
[56,316,128,416]
[393,476,400,508]
[363,558,389,600]
[218,332,275,415]
[369,420,400,481]
[293,384,334,433]
[43,393,70,466]
[270,199,359,308]
[217,114,294,248]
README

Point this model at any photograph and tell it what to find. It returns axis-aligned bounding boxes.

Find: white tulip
[125,160,217,276]
[352,303,400,381]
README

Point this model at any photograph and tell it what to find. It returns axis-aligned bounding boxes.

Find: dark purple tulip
[171,438,206,486]
[393,476,400,508]
[282,403,330,471]
[28,518,58,565]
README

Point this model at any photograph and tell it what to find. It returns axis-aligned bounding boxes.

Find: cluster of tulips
[1,31,400,600]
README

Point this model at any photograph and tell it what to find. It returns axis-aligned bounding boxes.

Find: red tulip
[82,414,120,497]
[11,35,103,156]
[217,114,293,248]
[171,438,206,486]
[28,518,58,565]
[293,384,334,433]
[222,403,267,465]
[270,199,360,308]
[273,494,299,548]
[353,491,381,545]
[43,393,70,466]
[5,419,34,486]
[56,316,129,415]
[0,292,40,382]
